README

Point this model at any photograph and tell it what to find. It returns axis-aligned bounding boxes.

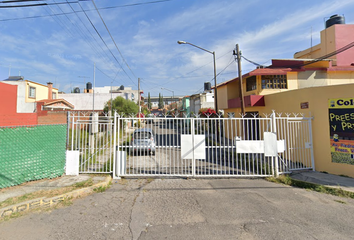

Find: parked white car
[130,128,156,155]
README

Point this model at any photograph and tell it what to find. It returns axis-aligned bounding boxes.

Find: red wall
[0,82,17,114]
[0,82,37,126]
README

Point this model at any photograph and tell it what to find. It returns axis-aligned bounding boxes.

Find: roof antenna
[310,26,313,58]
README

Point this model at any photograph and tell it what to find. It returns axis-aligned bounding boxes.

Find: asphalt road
[1,178,354,240]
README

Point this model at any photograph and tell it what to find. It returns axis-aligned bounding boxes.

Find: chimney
[47,82,53,100]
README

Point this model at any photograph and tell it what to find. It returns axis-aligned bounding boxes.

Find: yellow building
[216,19,354,177]
[25,81,58,102]
[3,77,58,102]
[3,77,59,113]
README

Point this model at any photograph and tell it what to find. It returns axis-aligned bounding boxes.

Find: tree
[104,96,138,116]
[158,93,164,109]
[148,92,152,110]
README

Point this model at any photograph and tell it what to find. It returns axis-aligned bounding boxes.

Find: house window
[52,92,57,99]
[29,87,36,98]
[246,76,257,92]
[261,75,287,89]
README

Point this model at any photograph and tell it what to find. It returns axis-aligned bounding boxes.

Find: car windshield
[134,132,152,139]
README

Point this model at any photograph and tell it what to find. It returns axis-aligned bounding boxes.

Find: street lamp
[161,87,174,109]
[177,40,218,113]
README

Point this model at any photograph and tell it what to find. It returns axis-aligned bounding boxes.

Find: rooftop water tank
[74,87,80,93]
[119,85,124,90]
[204,82,211,91]
[326,14,345,28]
[86,82,92,90]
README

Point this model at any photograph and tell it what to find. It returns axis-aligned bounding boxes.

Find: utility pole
[138,78,141,120]
[233,44,245,115]
[93,62,96,111]
[110,81,113,115]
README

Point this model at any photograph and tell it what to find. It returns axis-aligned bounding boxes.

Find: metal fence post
[113,111,120,179]
[66,111,70,149]
[272,111,279,177]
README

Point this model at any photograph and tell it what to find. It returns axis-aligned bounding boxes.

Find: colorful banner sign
[329,98,354,165]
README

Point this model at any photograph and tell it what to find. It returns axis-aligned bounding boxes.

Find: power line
[77,1,137,87]
[241,55,263,67]
[141,50,234,94]
[91,0,137,80]
[0,0,172,21]
[0,0,89,8]
[95,66,120,83]
[64,0,122,77]
[302,41,354,66]
[45,0,122,81]
[194,56,235,94]
[154,50,233,88]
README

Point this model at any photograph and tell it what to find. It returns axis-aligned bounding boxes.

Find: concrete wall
[224,84,354,178]
[59,92,132,110]
[95,86,132,93]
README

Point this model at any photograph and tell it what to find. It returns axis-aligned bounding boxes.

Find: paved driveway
[1,178,354,240]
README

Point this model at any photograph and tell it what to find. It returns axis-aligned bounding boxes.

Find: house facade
[215,19,354,177]
[189,92,214,114]
[2,77,59,113]
[0,77,72,126]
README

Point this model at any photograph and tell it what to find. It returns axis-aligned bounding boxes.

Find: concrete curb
[0,176,112,218]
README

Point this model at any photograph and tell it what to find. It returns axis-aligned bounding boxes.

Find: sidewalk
[290,170,354,193]
[0,175,108,203]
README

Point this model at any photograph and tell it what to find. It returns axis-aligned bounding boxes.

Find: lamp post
[161,87,174,110]
[177,40,218,113]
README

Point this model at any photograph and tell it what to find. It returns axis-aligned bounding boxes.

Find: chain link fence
[0,124,67,189]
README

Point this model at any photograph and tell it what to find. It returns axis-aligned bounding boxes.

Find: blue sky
[0,0,354,98]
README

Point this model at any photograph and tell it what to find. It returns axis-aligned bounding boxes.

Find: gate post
[191,118,196,177]
[113,111,121,179]
[271,111,279,177]
[308,117,316,171]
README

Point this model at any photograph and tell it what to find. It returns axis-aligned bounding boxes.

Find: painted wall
[335,25,354,66]
[295,24,354,67]
[3,81,35,113]
[0,82,37,126]
[218,84,229,110]
[0,82,17,114]
[25,81,58,103]
[59,92,131,110]
[224,84,354,178]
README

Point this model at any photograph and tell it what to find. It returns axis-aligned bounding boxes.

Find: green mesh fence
[0,124,67,189]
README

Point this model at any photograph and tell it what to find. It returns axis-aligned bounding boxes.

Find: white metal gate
[67,111,314,177]
[113,112,314,178]
[68,112,115,173]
